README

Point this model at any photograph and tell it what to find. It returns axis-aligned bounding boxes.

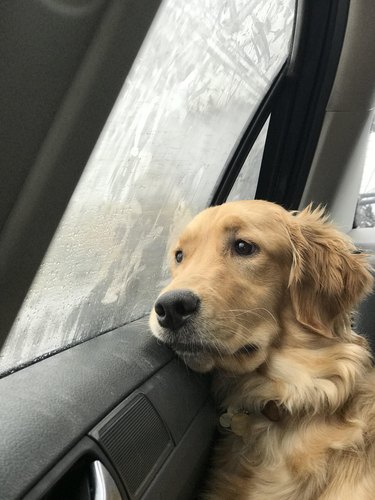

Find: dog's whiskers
[223,308,278,326]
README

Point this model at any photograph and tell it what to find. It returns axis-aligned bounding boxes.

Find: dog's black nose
[154,289,200,330]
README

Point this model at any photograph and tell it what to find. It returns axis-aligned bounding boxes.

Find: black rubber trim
[255,0,351,209]
[0,312,147,379]
[210,65,286,206]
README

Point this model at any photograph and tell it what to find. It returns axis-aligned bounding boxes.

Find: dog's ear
[287,205,373,338]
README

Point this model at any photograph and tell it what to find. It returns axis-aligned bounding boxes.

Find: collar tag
[219,411,233,429]
[219,406,249,431]
[219,405,236,429]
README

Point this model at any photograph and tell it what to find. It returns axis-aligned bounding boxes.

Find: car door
[0,1,361,499]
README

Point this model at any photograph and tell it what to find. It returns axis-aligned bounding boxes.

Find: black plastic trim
[255,0,351,209]
[25,401,215,500]
[141,401,215,500]
[24,437,129,500]
[91,392,174,497]
[0,318,214,500]
[0,321,171,499]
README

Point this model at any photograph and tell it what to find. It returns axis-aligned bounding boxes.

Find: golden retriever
[149,200,375,499]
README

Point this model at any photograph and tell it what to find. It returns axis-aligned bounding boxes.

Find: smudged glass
[1,0,295,374]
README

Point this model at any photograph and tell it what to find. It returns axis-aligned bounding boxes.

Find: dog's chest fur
[204,353,375,500]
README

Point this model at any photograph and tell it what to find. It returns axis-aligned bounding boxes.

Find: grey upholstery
[355,282,375,356]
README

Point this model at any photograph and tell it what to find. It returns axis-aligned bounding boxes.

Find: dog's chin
[157,337,216,373]
[150,317,262,373]
[178,351,216,373]
[150,322,217,372]
[154,327,261,374]
[152,335,214,372]
[175,342,263,374]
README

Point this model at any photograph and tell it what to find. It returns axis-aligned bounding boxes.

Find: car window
[227,117,270,201]
[355,116,375,228]
[0,0,296,375]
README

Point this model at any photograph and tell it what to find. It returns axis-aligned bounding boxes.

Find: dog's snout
[155,289,200,330]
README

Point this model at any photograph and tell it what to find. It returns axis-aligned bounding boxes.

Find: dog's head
[150,200,373,373]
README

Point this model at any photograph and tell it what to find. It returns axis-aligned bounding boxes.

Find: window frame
[255,0,350,209]
[211,0,351,211]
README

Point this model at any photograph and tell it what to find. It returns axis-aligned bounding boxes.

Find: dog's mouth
[154,319,260,359]
[160,337,259,357]
[162,339,217,355]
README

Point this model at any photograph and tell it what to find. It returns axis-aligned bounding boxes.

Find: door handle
[91,461,123,500]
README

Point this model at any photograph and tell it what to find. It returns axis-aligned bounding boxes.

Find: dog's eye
[175,250,184,263]
[234,240,257,256]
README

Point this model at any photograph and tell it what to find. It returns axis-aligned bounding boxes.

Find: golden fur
[150,200,375,499]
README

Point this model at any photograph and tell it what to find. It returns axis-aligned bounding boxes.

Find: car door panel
[0,319,215,499]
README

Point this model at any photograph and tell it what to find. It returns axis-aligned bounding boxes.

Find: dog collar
[219,401,286,430]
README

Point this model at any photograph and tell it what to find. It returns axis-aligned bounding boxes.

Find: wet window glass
[0,0,296,375]
[227,117,270,201]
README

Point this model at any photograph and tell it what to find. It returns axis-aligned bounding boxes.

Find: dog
[149,200,375,499]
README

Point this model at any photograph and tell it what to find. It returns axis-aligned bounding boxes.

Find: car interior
[0,1,374,499]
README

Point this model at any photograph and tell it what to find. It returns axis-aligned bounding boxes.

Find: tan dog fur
[150,200,375,499]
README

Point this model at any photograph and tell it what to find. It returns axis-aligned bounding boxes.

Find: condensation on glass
[0,0,296,374]
[227,117,270,201]
[355,116,375,228]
